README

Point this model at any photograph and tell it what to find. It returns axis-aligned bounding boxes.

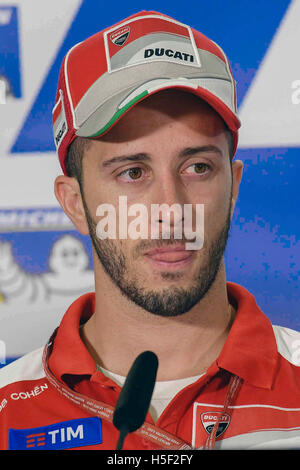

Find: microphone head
[113,351,159,433]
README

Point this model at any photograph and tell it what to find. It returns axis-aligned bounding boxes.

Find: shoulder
[0,347,45,390]
[272,325,300,366]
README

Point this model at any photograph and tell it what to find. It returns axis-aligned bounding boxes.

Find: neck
[81,261,236,381]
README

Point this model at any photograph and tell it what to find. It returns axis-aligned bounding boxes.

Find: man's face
[80,90,235,317]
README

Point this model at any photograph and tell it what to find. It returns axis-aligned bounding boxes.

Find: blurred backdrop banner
[0,0,299,365]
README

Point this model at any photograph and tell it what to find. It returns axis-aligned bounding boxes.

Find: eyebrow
[101,145,223,168]
[102,153,150,168]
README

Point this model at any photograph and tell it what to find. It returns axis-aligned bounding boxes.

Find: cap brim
[75,78,241,152]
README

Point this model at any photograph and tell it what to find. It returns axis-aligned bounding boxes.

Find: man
[1,10,300,451]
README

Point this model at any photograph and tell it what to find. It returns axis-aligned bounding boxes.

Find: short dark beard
[81,192,232,317]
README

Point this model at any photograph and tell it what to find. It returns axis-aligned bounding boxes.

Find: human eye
[182,162,211,176]
[117,166,145,182]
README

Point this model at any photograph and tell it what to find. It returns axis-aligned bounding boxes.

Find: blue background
[0,6,22,98]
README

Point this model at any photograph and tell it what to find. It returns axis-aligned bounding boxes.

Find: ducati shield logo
[110,26,130,46]
[201,412,230,438]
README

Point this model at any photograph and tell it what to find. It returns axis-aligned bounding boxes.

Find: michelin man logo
[0,235,94,305]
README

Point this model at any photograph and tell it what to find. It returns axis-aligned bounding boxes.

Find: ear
[230,159,244,219]
[54,175,89,235]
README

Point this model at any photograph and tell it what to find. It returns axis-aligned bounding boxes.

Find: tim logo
[201,412,230,438]
[109,25,130,46]
[26,432,46,448]
[9,417,102,450]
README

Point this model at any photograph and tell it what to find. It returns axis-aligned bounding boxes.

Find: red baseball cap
[52,10,241,175]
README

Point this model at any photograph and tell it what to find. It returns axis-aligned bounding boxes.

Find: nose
[149,171,187,235]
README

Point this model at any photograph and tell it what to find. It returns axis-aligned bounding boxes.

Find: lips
[144,245,194,265]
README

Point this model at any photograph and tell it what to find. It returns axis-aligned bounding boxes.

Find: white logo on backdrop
[0,235,94,306]
[238,0,300,148]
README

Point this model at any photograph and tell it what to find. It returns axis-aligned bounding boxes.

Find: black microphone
[113,350,159,450]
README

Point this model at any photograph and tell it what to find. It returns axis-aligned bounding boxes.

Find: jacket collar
[217,282,278,389]
[48,292,97,379]
[48,282,278,389]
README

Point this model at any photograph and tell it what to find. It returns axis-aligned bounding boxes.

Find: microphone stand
[116,426,129,450]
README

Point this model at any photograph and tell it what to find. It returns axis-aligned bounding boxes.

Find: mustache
[84,204,197,255]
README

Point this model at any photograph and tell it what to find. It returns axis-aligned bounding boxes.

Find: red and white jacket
[1,281,300,450]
